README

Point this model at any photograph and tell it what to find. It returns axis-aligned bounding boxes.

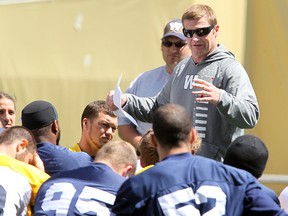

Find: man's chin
[100,138,110,145]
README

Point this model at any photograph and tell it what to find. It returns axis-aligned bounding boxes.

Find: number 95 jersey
[34,163,126,216]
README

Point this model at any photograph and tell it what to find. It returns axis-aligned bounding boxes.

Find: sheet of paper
[113,74,138,126]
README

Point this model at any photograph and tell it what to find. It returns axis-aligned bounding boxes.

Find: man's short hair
[0,92,16,110]
[0,126,36,153]
[152,104,192,148]
[81,100,116,126]
[94,140,137,176]
[139,129,159,167]
[182,4,217,26]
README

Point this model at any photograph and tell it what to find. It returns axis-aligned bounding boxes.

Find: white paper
[113,74,138,126]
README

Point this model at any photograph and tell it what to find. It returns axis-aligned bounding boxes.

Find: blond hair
[94,140,137,176]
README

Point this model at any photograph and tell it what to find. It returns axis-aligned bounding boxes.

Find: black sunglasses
[162,41,187,48]
[182,25,214,38]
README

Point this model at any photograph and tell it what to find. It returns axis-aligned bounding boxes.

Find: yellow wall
[0,0,247,146]
[0,0,286,193]
[245,0,288,194]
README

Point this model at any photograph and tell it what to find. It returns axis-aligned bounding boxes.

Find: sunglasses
[162,41,187,48]
[182,25,214,38]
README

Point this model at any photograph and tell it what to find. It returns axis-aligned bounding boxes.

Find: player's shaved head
[152,104,192,148]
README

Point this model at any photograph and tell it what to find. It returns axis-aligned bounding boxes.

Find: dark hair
[29,125,51,143]
[0,126,36,153]
[153,104,192,148]
[81,100,116,128]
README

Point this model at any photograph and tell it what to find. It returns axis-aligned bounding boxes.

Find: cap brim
[162,32,186,41]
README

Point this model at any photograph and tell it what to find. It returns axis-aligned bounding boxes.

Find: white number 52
[158,185,226,216]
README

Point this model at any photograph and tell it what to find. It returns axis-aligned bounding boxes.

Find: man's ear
[140,158,145,168]
[16,139,28,153]
[51,120,59,134]
[150,133,158,148]
[121,165,133,178]
[190,128,196,144]
[214,24,219,37]
[82,118,89,129]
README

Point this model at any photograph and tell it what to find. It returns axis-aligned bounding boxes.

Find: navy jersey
[260,184,280,206]
[37,142,93,176]
[34,163,126,215]
[113,153,287,216]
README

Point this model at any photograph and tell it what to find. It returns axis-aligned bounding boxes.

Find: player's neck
[158,144,190,161]
[78,138,99,157]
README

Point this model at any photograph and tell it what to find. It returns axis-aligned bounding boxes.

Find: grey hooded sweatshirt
[123,44,259,161]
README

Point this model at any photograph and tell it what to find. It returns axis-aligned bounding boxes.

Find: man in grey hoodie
[106,4,259,161]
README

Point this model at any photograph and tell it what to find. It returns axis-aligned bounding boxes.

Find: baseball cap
[21,100,58,130]
[224,134,268,178]
[162,19,186,41]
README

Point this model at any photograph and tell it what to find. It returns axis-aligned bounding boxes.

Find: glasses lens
[162,41,186,48]
[195,26,214,36]
[162,41,173,47]
[183,29,192,37]
[183,25,214,38]
[174,42,187,48]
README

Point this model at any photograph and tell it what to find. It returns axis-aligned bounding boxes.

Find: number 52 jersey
[112,153,287,216]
